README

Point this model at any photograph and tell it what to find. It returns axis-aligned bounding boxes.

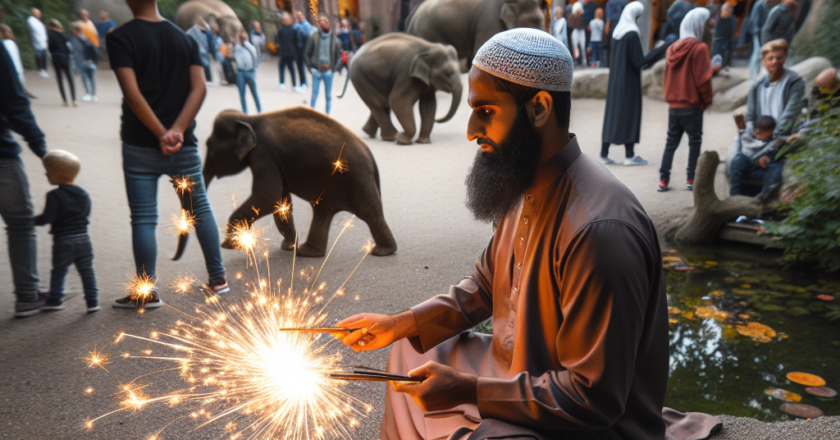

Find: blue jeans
[310,69,333,114]
[728,154,785,196]
[660,107,704,182]
[589,41,601,65]
[79,64,96,96]
[236,70,261,114]
[48,233,97,305]
[0,157,39,301]
[122,144,226,284]
[750,35,762,80]
[278,56,297,86]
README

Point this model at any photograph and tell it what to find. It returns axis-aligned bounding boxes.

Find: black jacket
[274,24,298,57]
[47,29,71,64]
[0,43,46,159]
[762,4,796,44]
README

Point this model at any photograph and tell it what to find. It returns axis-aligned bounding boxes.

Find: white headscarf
[679,8,710,40]
[612,1,644,40]
[572,2,584,15]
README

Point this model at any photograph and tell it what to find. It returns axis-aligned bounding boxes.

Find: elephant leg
[372,106,398,141]
[222,195,271,249]
[355,189,397,257]
[417,91,436,144]
[362,113,379,139]
[272,193,297,251]
[297,206,337,257]
[390,97,417,145]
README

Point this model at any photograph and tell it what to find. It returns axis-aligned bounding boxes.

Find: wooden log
[662,151,763,244]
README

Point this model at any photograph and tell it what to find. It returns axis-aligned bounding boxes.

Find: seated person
[729,114,783,197]
[808,67,840,117]
[745,39,805,138]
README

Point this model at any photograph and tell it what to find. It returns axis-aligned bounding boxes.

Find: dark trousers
[295,48,307,86]
[35,49,47,71]
[48,233,98,305]
[53,59,75,104]
[728,154,785,196]
[660,107,703,181]
[279,55,297,86]
[590,41,601,66]
[203,64,212,82]
[601,142,635,159]
[712,41,732,68]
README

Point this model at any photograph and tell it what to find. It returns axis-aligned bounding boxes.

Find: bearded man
[337,29,719,440]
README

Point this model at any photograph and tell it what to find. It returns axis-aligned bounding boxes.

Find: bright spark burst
[80,345,111,372]
[171,176,195,196]
[331,143,349,175]
[88,217,375,440]
[125,273,157,310]
[274,198,292,222]
[171,209,196,236]
[228,220,264,253]
[172,276,193,295]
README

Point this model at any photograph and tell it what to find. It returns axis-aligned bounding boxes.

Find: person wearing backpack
[70,22,99,102]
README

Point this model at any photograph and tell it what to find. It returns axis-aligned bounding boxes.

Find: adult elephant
[338,34,462,145]
[175,0,243,44]
[406,0,546,69]
[198,108,398,258]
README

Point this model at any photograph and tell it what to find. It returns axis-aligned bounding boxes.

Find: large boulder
[571,68,610,99]
[76,0,134,25]
[176,0,244,45]
[642,59,667,101]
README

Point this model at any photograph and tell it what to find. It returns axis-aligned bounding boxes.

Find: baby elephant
[201,107,397,257]
[337,33,462,145]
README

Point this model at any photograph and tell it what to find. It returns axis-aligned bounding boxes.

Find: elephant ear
[410,54,431,86]
[500,1,518,29]
[235,121,257,161]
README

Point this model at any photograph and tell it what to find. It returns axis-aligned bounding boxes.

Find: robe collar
[524,134,581,202]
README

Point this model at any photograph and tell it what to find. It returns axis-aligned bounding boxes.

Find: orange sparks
[172,276,193,295]
[125,273,157,310]
[331,143,349,175]
[171,176,195,195]
[171,209,196,236]
[79,344,112,372]
[228,221,264,252]
[274,198,292,221]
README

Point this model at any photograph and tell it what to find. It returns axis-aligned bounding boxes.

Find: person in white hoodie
[551,6,568,50]
[27,8,49,77]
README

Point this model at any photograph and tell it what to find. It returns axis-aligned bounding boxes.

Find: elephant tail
[337,70,352,99]
[170,176,195,261]
[373,159,382,196]
[173,232,189,261]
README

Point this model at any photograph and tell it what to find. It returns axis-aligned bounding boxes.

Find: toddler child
[589,8,605,67]
[35,150,99,312]
[729,114,779,196]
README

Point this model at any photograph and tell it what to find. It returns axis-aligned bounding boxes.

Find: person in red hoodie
[658,8,718,192]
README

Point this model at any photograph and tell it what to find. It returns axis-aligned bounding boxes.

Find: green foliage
[766,103,840,273]
[792,0,840,67]
[472,318,493,334]
[0,0,78,69]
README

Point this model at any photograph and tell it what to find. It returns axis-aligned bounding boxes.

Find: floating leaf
[742,276,761,284]
[758,304,786,312]
[741,284,752,289]
[704,261,718,266]
[805,386,837,398]
[662,257,682,263]
[786,306,809,316]
[668,318,678,324]
[674,266,694,271]
[817,294,835,301]
[723,277,736,283]
[710,290,726,297]
[732,288,754,296]
[738,314,751,320]
[787,372,826,387]
[737,322,776,342]
[682,311,696,320]
[694,306,728,321]
[780,403,823,419]
[668,307,681,315]
[764,387,802,402]
[779,332,789,339]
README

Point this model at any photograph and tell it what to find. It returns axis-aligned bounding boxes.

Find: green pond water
[663,245,840,421]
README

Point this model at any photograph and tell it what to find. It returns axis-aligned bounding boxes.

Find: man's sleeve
[34,192,58,226]
[188,37,202,67]
[107,31,132,69]
[776,77,806,136]
[761,8,778,45]
[0,44,46,158]
[476,221,656,430]
[407,235,496,353]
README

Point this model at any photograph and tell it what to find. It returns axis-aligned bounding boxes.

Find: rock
[780,403,824,419]
[789,56,833,91]
[642,59,667,101]
[805,386,837,398]
[571,68,610,99]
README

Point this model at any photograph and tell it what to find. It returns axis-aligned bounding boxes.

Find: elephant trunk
[337,70,352,98]
[436,83,462,123]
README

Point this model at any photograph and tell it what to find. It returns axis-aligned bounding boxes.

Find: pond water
[663,245,840,421]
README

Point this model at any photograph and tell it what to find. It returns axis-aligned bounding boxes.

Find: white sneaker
[279,83,287,90]
[82,94,92,102]
[205,81,214,87]
[601,156,616,165]
[92,95,98,102]
[293,86,303,93]
[624,156,649,166]
[300,83,308,91]
[39,70,49,78]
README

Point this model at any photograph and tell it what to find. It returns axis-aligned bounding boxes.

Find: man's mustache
[476,138,498,150]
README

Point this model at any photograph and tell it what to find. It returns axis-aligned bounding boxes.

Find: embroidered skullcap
[473,28,573,92]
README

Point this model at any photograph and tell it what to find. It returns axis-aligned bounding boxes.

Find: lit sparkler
[124,273,157,310]
[274,198,292,222]
[79,344,112,373]
[171,176,195,196]
[171,209,196,236]
[332,143,349,175]
[228,220,264,253]
[88,218,376,439]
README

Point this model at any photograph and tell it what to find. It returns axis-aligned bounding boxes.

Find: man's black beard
[465,107,543,223]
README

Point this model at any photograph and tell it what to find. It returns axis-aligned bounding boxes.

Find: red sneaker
[657,180,670,192]
[686,179,694,191]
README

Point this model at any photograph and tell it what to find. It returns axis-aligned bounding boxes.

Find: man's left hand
[391,362,478,412]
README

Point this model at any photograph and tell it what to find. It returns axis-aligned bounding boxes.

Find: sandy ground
[0,62,835,439]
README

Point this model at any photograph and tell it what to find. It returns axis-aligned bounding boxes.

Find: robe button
[526,195,534,203]
[520,237,525,245]
[523,217,529,225]
[513,287,518,293]
[516,262,521,269]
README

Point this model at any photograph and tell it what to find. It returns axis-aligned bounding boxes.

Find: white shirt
[234,41,259,71]
[552,18,568,48]
[2,39,24,83]
[590,18,605,42]
[27,16,47,50]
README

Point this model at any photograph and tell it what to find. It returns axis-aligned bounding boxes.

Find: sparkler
[79,344,112,372]
[124,273,157,310]
[274,198,292,222]
[171,209,196,236]
[87,217,377,439]
[171,176,195,196]
[331,143,349,175]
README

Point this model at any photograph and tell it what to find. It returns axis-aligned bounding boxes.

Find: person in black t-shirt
[107,0,229,310]
[35,150,99,313]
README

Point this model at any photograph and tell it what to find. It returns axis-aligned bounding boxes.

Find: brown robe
[382,137,721,440]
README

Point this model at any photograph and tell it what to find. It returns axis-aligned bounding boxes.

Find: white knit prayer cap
[472,28,573,93]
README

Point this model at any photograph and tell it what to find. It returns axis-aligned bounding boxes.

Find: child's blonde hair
[43,150,81,180]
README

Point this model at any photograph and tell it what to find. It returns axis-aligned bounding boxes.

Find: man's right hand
[336,311,418,352]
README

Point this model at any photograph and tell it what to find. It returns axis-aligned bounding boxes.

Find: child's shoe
[42,292,65,311]
[658,180,670,192]
[685,179,694,191]
[209,277,231,296]
[600,156,616,165]
[112,290,163,309]
[87,299,101,313]
[624,156,649,166]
